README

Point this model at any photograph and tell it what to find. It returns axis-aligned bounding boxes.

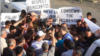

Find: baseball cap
[37,31,45,37]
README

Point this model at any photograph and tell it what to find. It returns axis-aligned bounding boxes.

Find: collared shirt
[1,37,7,55]
[63,33,73,41]
[61,49,73,56]
[31,40,52,56]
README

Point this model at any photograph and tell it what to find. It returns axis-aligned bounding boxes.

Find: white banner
[58,7,82,25]
[1,13,20,28]
[26,0,50,11]
[41,8,59,25]
[41,8,58,19]
[28,9,41,15]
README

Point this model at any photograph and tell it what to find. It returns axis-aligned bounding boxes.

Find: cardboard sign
[58,7,82,25]
[26,0,50,11]
[41,8,58,19]
[41,8,59,25]
[28,9,41,15]
[1,13,20,28]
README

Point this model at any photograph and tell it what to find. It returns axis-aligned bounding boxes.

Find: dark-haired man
[26,47,35,56]
[84,30,95,45]
[16,37,26,56]
[61,39,75,56]
[14,46,23,56]
[3,20,12,34]
[20,10,26,20]
[78,31,89,48]
[15,23,26,37]
[87,12,92,20]
[7,26,16,39]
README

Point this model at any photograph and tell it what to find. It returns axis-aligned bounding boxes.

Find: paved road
[50,0,100,26]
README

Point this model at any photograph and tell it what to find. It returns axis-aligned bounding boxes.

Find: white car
[1,0,26,13]
[85,39,100,56]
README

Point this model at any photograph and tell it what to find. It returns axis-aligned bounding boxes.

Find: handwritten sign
[58,7,82,25]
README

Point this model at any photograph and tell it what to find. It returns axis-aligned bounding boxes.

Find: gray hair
[7,38,15,47]
[60,26,69,32]
[76,49,82,56]
[42,42,49,51]
[0,29,5,36]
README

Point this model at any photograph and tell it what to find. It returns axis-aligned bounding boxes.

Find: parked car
[85,39,100,56]
[1,0,26,13]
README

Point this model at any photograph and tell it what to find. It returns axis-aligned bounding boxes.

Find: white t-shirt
[3,28,10,35]
[31,40,52,56]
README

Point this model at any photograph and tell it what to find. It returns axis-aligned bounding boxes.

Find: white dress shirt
[1,37,7,55]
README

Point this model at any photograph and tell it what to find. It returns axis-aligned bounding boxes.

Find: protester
[60,26,73,41]
[77,31,89,48]
[14,46,23,56]
[16,37,26,56]
[61,23,68,28]
[3,20,12,34]
[1,30,7,55]
[61,39,75,56]
[15,23,26,37]
[1,9,99,56]
[56,32,64,48]
[23,33,31,50]
[39,29,56,56]
[91,18,97,23]
[20,9,26,20]
[87,12,92,20]
[44,29,52,40]
[3,38,16,56]
[84,30,95,45]
[73,48,83,56]
[31,31,52,56]
[26,47,35,56]
[7,26,16,39]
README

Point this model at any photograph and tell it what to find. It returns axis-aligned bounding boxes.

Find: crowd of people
[1,10,100,56]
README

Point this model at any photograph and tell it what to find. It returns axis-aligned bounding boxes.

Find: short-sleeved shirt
[56,39,64,48]
[31,40,52,56]
[63,33,73,41]
[39,45,55,56]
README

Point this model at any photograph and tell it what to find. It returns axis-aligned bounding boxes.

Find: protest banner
[58,7,82,25]
[41,8,59,25]
[1,13,20,28]
[28,9,41,15]
[41,8,58,19]
[26,0,50,11]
